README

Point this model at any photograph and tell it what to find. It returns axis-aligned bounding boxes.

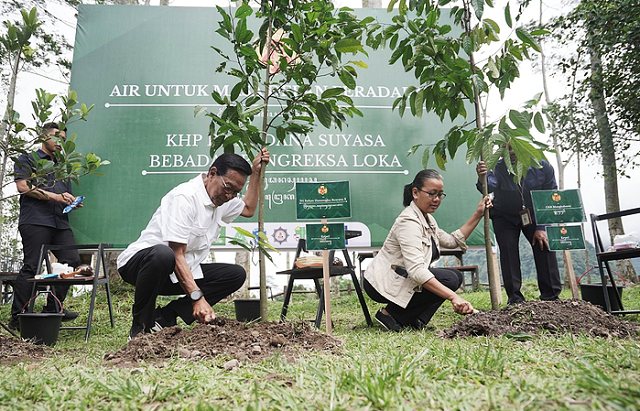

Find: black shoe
[375,309,401,332]
[42,308,79,322]
[8,316,20,331]
[409,318,435,331]
[149,307,176,333]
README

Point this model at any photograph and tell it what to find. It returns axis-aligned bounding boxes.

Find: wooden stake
[321,218,332,334]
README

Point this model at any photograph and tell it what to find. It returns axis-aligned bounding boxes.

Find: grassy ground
[1,281,639,410]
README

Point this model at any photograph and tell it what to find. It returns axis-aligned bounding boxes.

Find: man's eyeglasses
[218,175,241,197]
[417,189,447,199]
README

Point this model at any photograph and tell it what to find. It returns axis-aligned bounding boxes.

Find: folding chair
[27,243,114,341]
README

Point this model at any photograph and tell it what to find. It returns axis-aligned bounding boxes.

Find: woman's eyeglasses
[417,189,447,199]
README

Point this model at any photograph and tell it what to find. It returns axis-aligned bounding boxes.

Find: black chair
[27,243,115,341]
[277,234,372,329]
[590,208,640,314]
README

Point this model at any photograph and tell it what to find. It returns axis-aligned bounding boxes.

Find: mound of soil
[104,317,342,367]
[440,299,640,339]
[0,334,51,365]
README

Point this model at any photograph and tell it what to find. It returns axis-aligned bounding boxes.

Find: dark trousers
[364,268,463,327]
[492,216,562,304]
[118,244,246,335]
[11,225,80,318]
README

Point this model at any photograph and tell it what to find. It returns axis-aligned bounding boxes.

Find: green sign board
[306,223,346,250]
[546,225,586,251]
[296,181,351,220]
[68,5,485,249]
[531,189,586,225]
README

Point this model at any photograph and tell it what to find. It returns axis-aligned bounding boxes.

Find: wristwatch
[189,289,204,302]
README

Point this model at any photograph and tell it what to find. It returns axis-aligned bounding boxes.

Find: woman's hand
[450,295,476,315]
[475,195,493,215]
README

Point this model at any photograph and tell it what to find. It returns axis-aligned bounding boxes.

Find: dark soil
[3,300,639,366]
[0,334,51,365]
[103,317,343,367]
[440,299,640,339]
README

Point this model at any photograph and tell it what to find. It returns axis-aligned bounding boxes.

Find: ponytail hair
[403,169,443,206]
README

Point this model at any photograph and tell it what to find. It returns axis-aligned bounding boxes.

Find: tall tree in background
[548,0,639,283]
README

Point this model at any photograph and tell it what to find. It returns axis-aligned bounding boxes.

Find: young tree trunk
[588,48,637,284]
[258,14,275,321]
[465,1,500,309]
[0,52,22,263]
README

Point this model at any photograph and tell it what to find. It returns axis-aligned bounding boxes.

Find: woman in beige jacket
[364,169,492,331]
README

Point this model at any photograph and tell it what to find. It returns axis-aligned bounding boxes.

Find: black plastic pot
[579,283,624,311]
[234,298,261,322]
[18,312,64,346]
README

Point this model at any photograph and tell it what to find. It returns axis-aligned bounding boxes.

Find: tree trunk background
[588,48,637,284]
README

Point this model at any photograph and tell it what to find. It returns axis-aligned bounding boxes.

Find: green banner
[306,223,346,250]
[546,225,586,250]
[531,189,586,225]
[68,5,485,249]
[296,181,351,220]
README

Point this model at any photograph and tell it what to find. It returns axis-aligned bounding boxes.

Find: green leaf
[509,110,531,130]
[407,144,422,156]
[194,105,207,117]
[515,27,541,53]
[339,69,356,90]
[471,0,484,19]
[412,89,424,118]
[321,87,344,99]
[504,2,512,28]
[349,60,368,69]
[235,3,253,19]
[291,24,303,44]
[335,38,362,53]
[422,147,430,168]
[533,112,545,133]
[316,103,332,128]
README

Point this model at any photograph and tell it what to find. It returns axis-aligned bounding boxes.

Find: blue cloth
[476,159,557,230]
[14,149,73,229]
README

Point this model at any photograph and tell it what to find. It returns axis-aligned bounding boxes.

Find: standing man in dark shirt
[476,146,562,305]
[8,123,81,330]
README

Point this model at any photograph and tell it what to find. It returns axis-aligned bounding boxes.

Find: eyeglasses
[218,175,241,197]
[417,189,447,199]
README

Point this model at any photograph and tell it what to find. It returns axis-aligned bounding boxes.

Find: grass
[1,280,639,410]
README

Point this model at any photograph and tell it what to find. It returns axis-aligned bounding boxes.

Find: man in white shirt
[117,149,269,339]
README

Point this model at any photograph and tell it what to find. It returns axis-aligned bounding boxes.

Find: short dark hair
[403,169,443,207]
[42,122,67,133]
[210,153,252,177]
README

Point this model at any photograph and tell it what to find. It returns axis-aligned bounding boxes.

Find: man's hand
[251,147,271,174]
[58,192,76,205]
[476,161,487,178]
[450,295,475,315]
[192,298,216,324]
[532,229,550,251]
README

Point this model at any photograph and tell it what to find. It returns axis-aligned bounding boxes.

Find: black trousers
[364,268,463,327]
[118,244,246,335]
[11,225,80,318]
[492,216,562,304]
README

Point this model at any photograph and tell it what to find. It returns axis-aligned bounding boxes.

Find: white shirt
[117,174,245,283]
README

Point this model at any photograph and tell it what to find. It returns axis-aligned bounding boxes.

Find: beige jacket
[364,201,467,308]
